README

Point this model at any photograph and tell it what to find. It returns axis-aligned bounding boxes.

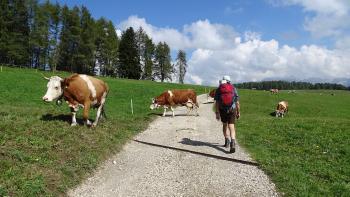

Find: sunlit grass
[0,66,208,196]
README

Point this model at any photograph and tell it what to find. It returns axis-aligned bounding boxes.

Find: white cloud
[118,16,238,50]
[118,16,350,86]
[269,0,350,41]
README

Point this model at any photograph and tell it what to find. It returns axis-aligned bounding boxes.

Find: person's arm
[214,89,220,120]
[234,88,240,119]
[235,101,240,119]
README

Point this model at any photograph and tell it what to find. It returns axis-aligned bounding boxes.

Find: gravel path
[68,95,278,197]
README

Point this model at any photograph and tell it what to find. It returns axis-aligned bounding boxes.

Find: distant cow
[275,101,288,118]
[270,89,279,94]
[42,74,109,127]
[150,89,199,117]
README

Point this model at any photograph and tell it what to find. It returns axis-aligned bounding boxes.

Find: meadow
[0,66,349,196]
[0,67,208,196]
[238,89,350,196]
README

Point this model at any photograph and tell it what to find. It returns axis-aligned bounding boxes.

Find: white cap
[223,75,231,82]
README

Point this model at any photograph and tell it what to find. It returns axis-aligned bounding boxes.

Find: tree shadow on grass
[134,139,259,166]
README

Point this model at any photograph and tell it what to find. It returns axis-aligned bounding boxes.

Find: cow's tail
[102,106,107,119]
[102,86,110,120]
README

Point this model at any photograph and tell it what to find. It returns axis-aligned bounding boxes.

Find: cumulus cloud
[269,0,350,41]
[118,16,350,86]
[118,16,238,50]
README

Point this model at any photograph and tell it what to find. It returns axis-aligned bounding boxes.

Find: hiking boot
[223,138,230,148]
[230,140,236,153]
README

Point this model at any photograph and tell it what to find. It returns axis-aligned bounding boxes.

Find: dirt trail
[68,95,278,197]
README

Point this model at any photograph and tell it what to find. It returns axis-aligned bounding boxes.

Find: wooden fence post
[131,99,134,115]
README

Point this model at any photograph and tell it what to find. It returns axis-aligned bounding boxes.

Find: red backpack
[219,83,235,108]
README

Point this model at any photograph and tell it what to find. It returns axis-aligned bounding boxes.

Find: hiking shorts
[219,108,236,124]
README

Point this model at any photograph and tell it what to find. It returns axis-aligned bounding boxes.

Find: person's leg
[228,123,236,141]
[222,123,230,147]
[228,113,236,153]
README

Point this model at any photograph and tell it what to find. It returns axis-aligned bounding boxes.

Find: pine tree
[47,1,60,72]
[0,0,10,64]
[29,1,50,69]
[143,36,155,80]
[154,42,173,82]
[118,27,141,79]
[57,5,81,72]
[94,18,108,75]
[76,6,95,74]
[104,20,119,76]
[176,50,187,84]
[136,27,146,76]
[6,0,30,66]
[135,27,155,80]
[94,18,119,76]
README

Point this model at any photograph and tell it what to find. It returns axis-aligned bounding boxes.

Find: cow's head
[275,110,284,117]
[42,76,64,102]
[150,98,160,110]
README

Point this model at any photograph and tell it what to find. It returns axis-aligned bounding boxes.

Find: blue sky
[53,0,350,85]
[56,0,316,47]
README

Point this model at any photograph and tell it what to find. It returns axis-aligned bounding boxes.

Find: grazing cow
[42,74,109,127]
[275,101,288,118]
[150,89,199,117]
[270,89,279,94]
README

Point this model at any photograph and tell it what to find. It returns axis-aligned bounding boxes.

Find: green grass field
[0,67,208,196]
[238,89,350,196]
[1,66,349,196]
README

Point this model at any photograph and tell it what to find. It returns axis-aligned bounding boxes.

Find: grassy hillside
[1,67,349,196]
[0,67,208,196]
[238,89,350,196]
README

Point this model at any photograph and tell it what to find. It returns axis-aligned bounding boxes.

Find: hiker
[214,76,240,153]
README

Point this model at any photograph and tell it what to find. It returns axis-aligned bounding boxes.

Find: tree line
[235,80,349,90]
[0,0,187,83]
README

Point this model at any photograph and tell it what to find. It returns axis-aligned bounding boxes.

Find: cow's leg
[186,106,191,115]
[171,106,175,117]
[83,101,92,126]
[195,106,199,116]
[162,106,167,117]
[93,105,103,127]
[70,107,79,126]
[93,92,107,127]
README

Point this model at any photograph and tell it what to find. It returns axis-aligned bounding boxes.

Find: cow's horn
[41,73,50,80]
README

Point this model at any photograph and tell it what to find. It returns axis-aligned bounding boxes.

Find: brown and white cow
[150,89,199,117]
[270,89,279,94]
[275,101,288,118]
[42,74,109,127]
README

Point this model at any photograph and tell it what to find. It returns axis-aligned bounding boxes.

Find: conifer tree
[154,42,173,82]
[57,6,81,72]
[6,0,30,66]
[143,36,155,80]
[76,6,95,74]
[118,27,141,79]
[176,50,187,84]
